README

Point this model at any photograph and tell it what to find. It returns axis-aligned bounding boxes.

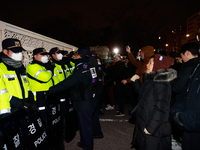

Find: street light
[165,44,169,47]
[113,48,119,54]
[186,34,190,37]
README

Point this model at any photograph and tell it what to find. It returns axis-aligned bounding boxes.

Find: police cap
[61,50,68,55]
[33,48,49,55]
[49,47,62,55]
[77,47,91,58]
[2,38,25,52]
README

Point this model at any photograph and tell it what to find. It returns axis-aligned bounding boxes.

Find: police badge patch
[14,41,20,46]
[90,67,97,79]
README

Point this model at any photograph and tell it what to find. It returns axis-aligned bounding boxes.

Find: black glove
[172,112,184,130]
[27,98,37,111]
[20,98,38,114]
[19,101,32,114]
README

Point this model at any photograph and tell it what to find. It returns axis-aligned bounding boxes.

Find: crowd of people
[0,37,200,150]
[102,42,200,150]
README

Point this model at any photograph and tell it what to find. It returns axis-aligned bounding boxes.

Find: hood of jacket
[147,68,177,82]
[141,45,155,61]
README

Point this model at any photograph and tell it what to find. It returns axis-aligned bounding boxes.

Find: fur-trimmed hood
[147,68,177,82]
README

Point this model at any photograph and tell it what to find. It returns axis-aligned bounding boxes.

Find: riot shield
[45,94,63,150]
[0,110,23,150]
[20,110,51,150]
[65,98,79,143]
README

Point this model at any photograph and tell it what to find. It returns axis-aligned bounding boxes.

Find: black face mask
[73,58,90,66]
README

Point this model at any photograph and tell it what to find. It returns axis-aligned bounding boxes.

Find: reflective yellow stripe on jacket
[26,63,53,93]
[0,62,30,113]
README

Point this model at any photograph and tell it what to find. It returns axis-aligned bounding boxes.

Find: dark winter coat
[132,69,177,150]
[112,60,125,85]
[104,65,115,86]
[171,58,200,150]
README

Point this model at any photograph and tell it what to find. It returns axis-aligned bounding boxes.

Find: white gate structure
[0,20,77,67]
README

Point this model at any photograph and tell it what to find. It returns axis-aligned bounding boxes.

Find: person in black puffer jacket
[131,54,176,150]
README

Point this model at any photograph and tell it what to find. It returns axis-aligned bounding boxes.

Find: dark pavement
[64,104,136,150]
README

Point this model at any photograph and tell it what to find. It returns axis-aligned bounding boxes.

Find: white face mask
[41,55,48,63]
[11,52,22,61]
[57,53,63,60]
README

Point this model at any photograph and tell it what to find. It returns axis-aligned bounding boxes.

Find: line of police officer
[0,38,103,150]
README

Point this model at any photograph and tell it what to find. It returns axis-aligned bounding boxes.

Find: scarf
[1,54,22,68]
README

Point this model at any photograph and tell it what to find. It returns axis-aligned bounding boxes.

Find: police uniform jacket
[52,59,72,103]
[61,57,75,77]
[52,59,68,82]
[48,58,97,111]
[0,53,31,114]
[26,60,57,109]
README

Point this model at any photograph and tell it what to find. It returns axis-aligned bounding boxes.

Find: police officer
[0,38,32,118]
[49,47,69,81]
[48,48,98,150]
[26,48,56,126]
[49,47,70,138]
[61,51,75,76]
[89,50,104,139]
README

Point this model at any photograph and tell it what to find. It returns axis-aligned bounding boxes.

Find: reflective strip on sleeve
[70,67,75,70]
[34,70,46,78]
[0,89,8,95]
[60,98,65,102]
[0,109,11,115]
[3,74,17,78]
[38,106,45,110]
[47,70,53,76]
[21,75,27,78]
[32,92,36,95]
[54,74,58,77]
[56,70,63,72]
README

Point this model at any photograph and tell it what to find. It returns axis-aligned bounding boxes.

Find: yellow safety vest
[0,62,30,115]
[26,63,53,100]
[66,61,75,77]
[54,63,67,82]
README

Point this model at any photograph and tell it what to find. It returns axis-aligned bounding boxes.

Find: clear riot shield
[65,98,79,143]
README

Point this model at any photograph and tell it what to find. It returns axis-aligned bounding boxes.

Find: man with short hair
[172,42,199,93]
[171,42,200,150]
[0,38,32,118]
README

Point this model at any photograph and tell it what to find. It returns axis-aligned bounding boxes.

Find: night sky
[0,0,200,55]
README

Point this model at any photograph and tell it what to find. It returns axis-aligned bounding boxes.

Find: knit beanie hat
[153,54,174,72]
